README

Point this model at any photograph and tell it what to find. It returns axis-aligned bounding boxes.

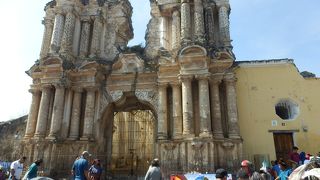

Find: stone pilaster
[205,7,215,46]
[50,9,65,54]
[218,5,231,47]
[72,17,81,56]
[171,83,182,138]
[172,10,180,50]
[224,75,240,139]
[90,16,102,57]
[158,84,168,140]
[81,88,96,141]
[24,89,41,139]
[40,12,54,59]
[194,0,205,43]
[34,85,52,138]
[180,0,191,45]
[210,76,224,138]
[47,85,66,139]
[79,16,91,58]
[68,88,83,140]
[60,7,76,56]
[197,74,212,137]
[179,75,194,137]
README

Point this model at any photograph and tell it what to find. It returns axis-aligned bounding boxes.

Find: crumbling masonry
[21,0,243,178]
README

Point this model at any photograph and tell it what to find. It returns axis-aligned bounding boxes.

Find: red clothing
[289,152,300,163]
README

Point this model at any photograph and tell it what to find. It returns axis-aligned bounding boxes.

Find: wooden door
[273,133,294,160]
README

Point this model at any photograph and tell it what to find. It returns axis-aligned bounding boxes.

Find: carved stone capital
[41,84,53,90]
[110,90,123,102]
[81,15,91,22]
[178,74,193,82]
[196,73,210,80]
[29,88,41,95]
[72,87,83,93]
[224,74,237,85]
[85,87,98,92]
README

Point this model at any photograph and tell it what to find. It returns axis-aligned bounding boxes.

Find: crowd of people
[2,146,319,180]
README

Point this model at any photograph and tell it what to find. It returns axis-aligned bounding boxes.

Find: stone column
[68,88,83,140]
[90,16,102,57]
[172,10,180,50]
[205,7,215,46]
[24,89,41,139]
[210,77,224,138]
[47,85,66,139]
[157,84,168,140]
[40,15,54,59]
[225,75,240,139]
[172,83,182,138]
[72,17,81,56]
[60,7,76,55]
[81,88,96,141]
[194,0,205,43]
[179,75,194,137]
[218,5,231,47]
[180,0,191,44]
[197,75,212,137]
[79,16,91,58]
[50,9,65,54]
[34,85,52,138]
[160,16,167,48]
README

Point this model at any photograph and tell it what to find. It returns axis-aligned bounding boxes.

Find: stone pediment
[178,45,209,73]
[79,61,100,70]
[41,56,63,66]
[112,53,144,74]
[179,45,207,57]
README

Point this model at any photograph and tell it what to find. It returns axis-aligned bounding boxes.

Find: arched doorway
[101,92,157,178]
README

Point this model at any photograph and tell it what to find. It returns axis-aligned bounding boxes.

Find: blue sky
[0,0,319,121]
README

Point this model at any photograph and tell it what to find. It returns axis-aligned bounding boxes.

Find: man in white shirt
[10,156,26,180]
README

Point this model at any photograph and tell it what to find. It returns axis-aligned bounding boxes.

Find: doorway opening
[273,132,294,160]
[110,110,156,177]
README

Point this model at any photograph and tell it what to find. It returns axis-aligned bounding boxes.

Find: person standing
[72,151,91,180]
[24,159,43,179]
[288,146,300,167]
[144,158,162,180]
[275,161,292,180]
[89,159,102,180]
[9,156,26,180]
[0,166,6,180]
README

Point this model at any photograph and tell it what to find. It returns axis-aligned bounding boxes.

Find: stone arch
[97,90,158,174]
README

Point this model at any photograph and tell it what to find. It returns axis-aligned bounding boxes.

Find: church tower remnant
[23,0,242,178]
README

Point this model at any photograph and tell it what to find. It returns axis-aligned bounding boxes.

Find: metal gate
[111,110,155,178]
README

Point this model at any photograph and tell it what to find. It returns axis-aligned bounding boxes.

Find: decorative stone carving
[50,9,65,54]
[110,90,123,102]
[135,89,158,114]
[60,7,76,56]
[112,54,145,73]
[180,1,191,45]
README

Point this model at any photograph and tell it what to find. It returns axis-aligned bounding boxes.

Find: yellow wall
[235,60,320,161]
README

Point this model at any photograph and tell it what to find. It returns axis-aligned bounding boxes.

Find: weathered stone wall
[0,116,27,161]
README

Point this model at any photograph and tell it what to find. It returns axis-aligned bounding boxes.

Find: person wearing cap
[144,158,162,180]
[240,160,254,177]
[216,168,228,180]
[9,156,26,180]
[72,151,91,180]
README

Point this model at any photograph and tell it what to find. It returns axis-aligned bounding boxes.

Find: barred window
[275,99,299,120]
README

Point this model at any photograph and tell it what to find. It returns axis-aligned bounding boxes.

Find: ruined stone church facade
[23,0,242,178]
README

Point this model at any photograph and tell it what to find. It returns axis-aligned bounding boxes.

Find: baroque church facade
[23,0,243,178]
